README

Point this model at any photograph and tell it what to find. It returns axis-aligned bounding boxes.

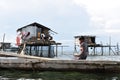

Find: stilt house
[17,22,61,58]
[74,35,96,54]
[74,35,96,46]
[74,35,116,55]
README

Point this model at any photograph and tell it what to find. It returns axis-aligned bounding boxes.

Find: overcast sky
[0,0,120,50]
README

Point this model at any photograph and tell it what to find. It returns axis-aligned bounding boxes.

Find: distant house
[74,35,96,53]
[74,35,96,46]
[17,22,61,58]
[74,35,109,55]
[0,42,11,49]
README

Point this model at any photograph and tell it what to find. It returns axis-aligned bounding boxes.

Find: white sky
[0,0,120,50]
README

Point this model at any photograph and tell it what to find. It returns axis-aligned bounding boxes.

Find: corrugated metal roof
[17,22,51,32]
[74,35,96,38]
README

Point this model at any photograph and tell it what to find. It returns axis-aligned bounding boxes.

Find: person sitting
[74,36,89,60]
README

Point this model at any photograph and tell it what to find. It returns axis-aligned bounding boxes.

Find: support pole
[101,46,103,55]
[56,44,58,57]
[61,46,63,55]
[116,43,119,55]
[2,33,5,51]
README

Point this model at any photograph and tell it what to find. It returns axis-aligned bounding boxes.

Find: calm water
[0,69,120,80]
[55,54,120,61]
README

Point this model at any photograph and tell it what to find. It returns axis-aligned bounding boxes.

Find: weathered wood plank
[0,52,120,72]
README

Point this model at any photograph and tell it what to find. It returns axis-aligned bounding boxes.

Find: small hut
[74,35,117,55]
[74,35,96,46]
[0,42,11,50]
[17,22,61,58]
[74,35,97,54]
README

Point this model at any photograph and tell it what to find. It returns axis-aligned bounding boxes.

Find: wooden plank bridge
[0,52,120,72]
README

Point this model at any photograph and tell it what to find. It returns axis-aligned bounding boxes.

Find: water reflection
[0,69,120,80]
[112,77,119,80]
[17,78,43,80]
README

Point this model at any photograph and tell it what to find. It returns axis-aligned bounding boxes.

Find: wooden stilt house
[74,35,96,54]
[74,35,116,55]
[17,22,61,58]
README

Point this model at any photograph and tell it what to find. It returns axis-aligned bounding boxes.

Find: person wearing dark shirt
[74,36,88,60]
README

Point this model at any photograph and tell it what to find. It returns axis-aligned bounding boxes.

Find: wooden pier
[0,52,120,72]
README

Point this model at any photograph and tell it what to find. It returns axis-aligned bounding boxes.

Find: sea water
[0,69,120,80]
[54,53,120,61]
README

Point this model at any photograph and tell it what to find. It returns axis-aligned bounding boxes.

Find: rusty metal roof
[74,35,96,38]
[17,22,51,32]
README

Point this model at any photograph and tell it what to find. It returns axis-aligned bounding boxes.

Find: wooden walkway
[0,52,120,72]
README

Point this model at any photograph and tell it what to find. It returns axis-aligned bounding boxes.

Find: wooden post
[116,43,119,55]
[93,47,96,55]
[40,46,43,57]
[61,46,63,55]
[2,33,5,51]
[101,46,103,56]
[109,36,111,55]
[20,43,26,55]
[48,45,51,57]
[56,44,58,57]
[30,46,32,55]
